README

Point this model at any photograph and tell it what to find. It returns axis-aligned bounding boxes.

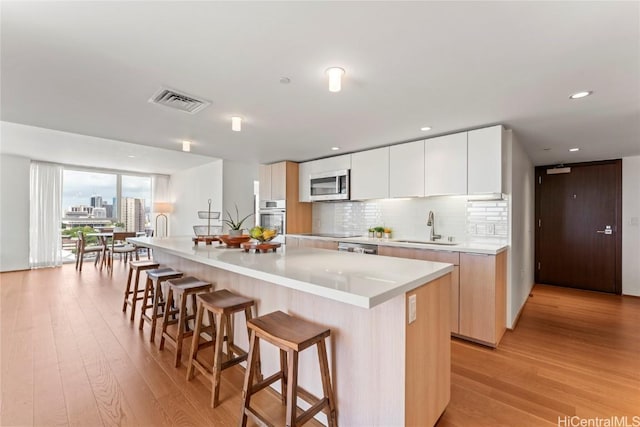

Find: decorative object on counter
[374,226,385,238]
[153,202,173,237]
[218,234,251,248]
[223,204,253,236]
[368,228,375,238]
[240,241,281,253]
[383,227,392,239]
[248,226,278,243]
[193,199,222,242]
[192,235,221,245]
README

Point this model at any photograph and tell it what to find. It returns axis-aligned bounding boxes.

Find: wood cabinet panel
[405,273,451,426]
[379,246,460,333]
[459,251,506,346]
[259,164,272,201]
[270,162,287,200]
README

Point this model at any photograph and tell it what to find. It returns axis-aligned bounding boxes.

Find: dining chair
[106,231,138,274]
[135,229,153,260]
[75,230,106,272]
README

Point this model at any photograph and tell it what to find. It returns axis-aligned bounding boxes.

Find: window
[61,168,152,232]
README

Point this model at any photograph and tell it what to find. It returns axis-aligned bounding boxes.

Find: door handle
[596,225,613,235]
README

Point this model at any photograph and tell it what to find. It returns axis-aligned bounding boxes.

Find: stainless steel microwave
[309,170,350,201]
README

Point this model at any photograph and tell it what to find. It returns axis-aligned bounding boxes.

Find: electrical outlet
[408,294,417,324]
[487,223,495,235]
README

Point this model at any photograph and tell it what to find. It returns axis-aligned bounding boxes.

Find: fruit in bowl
[249,226,278,242]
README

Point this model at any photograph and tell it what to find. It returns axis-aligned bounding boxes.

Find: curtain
[30,162,63,268]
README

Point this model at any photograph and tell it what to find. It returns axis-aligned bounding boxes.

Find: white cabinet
[390,140,424,198]
[298,154,351,202]
[468,125,504,195]
[351,147,389,200]
[425,132,467,196]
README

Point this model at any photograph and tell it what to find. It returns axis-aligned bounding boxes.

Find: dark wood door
[535,160,622,293]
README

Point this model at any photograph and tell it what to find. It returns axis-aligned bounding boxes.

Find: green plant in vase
[223,205,254,236]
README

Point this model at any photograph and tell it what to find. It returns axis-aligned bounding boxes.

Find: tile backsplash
[312,197,509,244]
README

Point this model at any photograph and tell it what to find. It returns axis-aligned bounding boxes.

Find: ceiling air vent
[148,87,210,114]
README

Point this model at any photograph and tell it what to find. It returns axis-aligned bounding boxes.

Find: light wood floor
[2,264,639,426]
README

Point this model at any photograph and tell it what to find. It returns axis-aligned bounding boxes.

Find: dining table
[86,231,147,268]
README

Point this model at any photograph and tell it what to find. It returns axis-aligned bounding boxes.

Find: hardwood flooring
[438,284,640,427]
[2,265,639,426]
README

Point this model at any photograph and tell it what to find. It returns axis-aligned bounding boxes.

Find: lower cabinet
[285,236,339,251]
[379,246,506,347]
[378,246,460,335]
[459,252,506,347]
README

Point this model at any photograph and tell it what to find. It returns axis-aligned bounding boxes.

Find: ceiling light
[331,147,340,151]
[231,116,242,132]
[182,140,191,152]
[569,91,593,99]
[569,147,580,152]
[420,126,432,131]
[127,155,136,158]
[326,67,345,92]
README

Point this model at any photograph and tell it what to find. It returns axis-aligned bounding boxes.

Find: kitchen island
[129,236,453,426]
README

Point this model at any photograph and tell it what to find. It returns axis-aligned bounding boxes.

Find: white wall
[169,160,224,237]
[222,160,259,233]
[622,156,640,296]
[0,154,31,271]
[506,131,535,327]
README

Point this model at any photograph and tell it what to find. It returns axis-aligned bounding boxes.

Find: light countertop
[129,236,453,309]
[286,234,508,255]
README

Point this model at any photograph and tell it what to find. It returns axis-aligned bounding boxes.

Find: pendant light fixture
[326,67,345,92]
[182,140,191,152]
[231,116,242,132]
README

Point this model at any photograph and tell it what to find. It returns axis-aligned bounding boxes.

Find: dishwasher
[337,241,378,255]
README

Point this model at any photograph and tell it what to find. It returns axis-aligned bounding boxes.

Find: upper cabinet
[351,147,390,200]
[425,132,467,196]
[259,162,287,200]
[298,154,351,202]
[390,141,425,198]
[467,125,504,195]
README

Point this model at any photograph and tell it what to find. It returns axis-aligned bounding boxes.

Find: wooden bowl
[218,234,251,248]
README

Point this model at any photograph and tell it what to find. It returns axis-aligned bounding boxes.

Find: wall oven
[258,200,286,242]
[309,169,350,201]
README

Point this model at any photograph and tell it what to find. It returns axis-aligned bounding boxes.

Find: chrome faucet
[427,211,442,241]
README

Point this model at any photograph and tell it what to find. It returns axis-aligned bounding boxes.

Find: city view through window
[62,169,151,232]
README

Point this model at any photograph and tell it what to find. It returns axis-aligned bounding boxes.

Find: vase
[375,231,383,238]
[229,229,243,237]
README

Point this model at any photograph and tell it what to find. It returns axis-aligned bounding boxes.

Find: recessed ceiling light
[569,147,580,152]
[182,140,191,152]
[331,147,340,151]
[569,91,593,99]
[127,155,136,158]
[420,126,432,131]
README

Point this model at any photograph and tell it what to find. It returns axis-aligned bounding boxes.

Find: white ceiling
[1,1,639,168]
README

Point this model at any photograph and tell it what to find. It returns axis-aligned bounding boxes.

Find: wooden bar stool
[138,267,183,342]
[239,310,337,427]
[122,260,160,321]
[159,276,213,367]
[186,289,258,408]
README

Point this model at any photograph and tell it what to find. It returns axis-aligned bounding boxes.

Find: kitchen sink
[392,239,458,246]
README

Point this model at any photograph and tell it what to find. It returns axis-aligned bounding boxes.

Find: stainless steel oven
[309,169,350,201]
[259,200,286,242]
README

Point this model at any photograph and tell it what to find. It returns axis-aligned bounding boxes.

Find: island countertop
[129,236,453,309]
